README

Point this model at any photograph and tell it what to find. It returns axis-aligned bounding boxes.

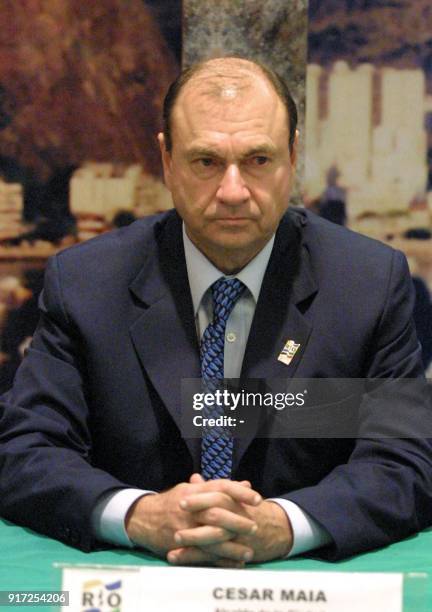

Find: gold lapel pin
[278,339,301,366]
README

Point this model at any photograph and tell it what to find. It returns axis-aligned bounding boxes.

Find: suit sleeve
[0,255,130,551]
[284,250,432,559]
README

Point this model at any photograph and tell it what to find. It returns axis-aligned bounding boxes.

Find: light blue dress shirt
[92,226,331,556]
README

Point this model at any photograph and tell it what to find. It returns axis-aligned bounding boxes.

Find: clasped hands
[126,473,293,568]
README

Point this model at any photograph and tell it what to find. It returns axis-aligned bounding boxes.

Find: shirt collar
[183,224,275,315]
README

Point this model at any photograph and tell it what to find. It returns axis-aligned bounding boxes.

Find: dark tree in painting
[0,0,179,189]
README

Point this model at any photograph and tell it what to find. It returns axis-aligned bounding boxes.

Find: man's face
[159,72,297,271]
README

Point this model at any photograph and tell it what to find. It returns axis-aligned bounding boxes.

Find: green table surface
[0,518,430,610]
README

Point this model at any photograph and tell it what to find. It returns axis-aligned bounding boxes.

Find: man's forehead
[219,85,241,99]
[168,60,291,146]
[172,73,282,129]
[188,56,266,83]
[179,64,271,104]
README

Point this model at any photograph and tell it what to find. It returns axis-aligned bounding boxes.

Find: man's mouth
[215,217,252,222]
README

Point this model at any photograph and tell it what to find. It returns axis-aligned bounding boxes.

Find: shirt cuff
[92,488,155,547]
[268,498,332,557]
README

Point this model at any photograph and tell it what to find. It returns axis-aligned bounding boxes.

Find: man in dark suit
[0,57,431,566]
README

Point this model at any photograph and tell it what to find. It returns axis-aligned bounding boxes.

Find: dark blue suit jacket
[0,208,431,559]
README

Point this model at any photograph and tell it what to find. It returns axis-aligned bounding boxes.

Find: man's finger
[189,473,205,484]
[183,480,261,506]
[167,546,213,565]
[201,540,254,562]
[189,473,252,488]
[206,479,261,504]
[168,546,244,568]
[180,491,236,512]
[195,507,257,535]
[174,525,231,546]
[181,500,257,535]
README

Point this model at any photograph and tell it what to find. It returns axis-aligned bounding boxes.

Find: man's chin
[210,234,259,251]
[205,234,268,264]
[207,222,260,243]
[187,225,267,264]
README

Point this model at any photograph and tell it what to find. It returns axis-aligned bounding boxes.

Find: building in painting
[305,61,429,233]
[0,180,24,241]
[70,163,172,241]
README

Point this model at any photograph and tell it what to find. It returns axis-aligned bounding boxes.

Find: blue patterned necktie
[200,277,245,480]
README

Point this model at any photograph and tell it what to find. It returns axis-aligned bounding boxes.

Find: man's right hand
[125,478,261,566]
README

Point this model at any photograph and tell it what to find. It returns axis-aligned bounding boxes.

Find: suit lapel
[234,211,318,469]
[128,212,201,468]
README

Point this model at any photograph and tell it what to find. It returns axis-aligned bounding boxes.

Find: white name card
[61,565,403,612]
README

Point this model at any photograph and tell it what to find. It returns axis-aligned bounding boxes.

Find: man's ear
[290,129,299,166]
[157,132,172,191]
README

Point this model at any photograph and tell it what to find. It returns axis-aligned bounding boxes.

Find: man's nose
[216,164,249,205]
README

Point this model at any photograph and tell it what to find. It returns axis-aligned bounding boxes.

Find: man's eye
[252,156,269,166]
[198,158,214,167]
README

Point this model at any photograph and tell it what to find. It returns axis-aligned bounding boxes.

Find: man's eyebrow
[185,146,223,159]
[240,144,277,158]
[186,144,277,159]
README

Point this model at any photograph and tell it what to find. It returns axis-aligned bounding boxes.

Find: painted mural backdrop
[0,0,181,390]
[306,0,432,369]
[2,1,431,388]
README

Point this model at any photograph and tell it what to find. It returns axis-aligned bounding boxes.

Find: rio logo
[81,579,122,612]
